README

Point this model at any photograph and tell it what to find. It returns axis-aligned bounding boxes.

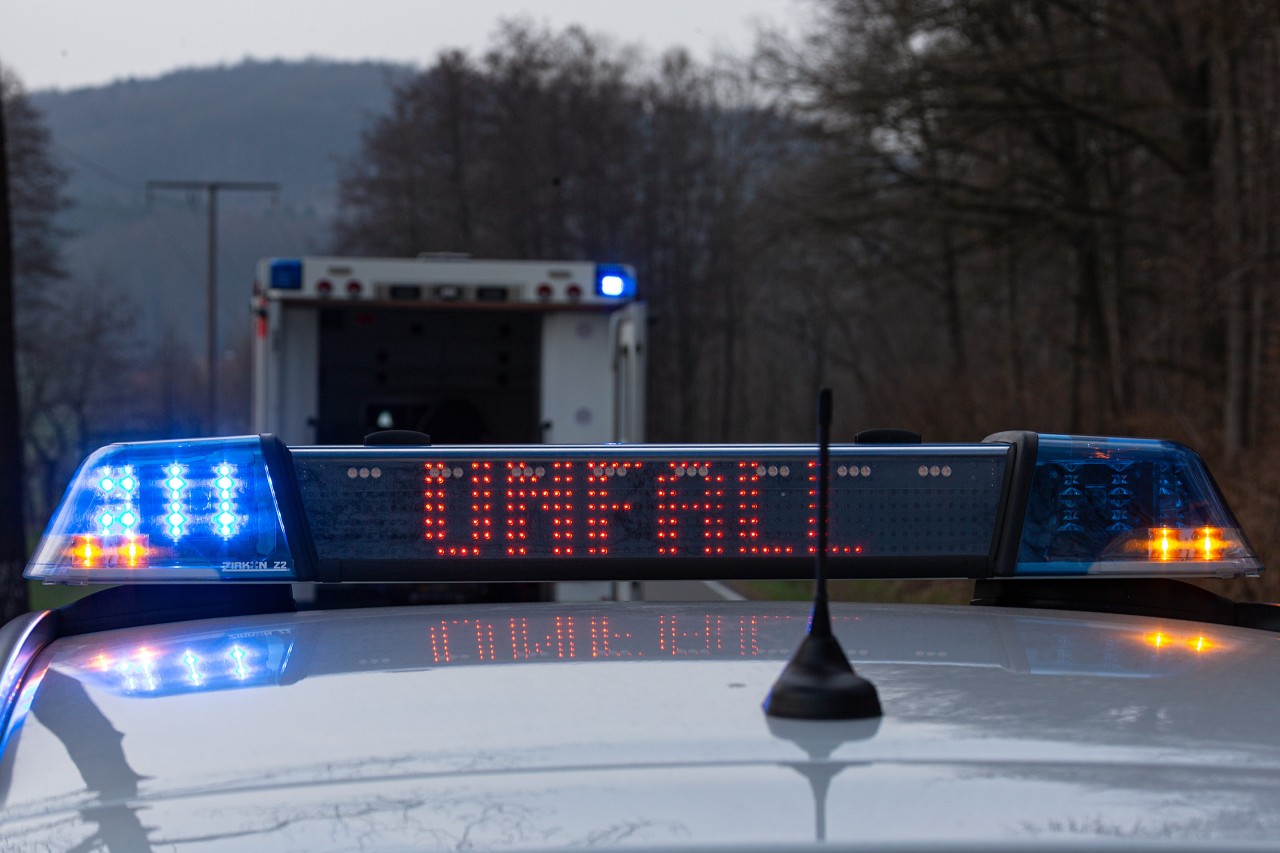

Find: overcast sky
[2,0,807,92]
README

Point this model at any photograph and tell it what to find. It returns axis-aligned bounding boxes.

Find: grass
[727,578,974,605]
[27,580,110,611]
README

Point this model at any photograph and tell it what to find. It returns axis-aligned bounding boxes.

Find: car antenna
[764,388,882,719]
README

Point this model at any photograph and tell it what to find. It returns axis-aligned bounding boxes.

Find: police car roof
[4,599,1280,850]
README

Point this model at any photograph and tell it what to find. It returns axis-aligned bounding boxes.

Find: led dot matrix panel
[294,445,1007,580]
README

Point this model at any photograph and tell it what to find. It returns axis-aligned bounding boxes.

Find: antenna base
[763,631,883,720]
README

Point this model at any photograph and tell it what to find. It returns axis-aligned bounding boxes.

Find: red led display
[657,460,728,556]
[584,460,638,556]
[411,454,1001,560]
[427,458,870,557]
[503,460,576,557]
[303,446,1007,569]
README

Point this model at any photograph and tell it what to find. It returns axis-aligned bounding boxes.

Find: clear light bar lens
[27,437,297,582]
[1014,435,1261,577]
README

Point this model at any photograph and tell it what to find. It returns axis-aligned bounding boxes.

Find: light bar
[1011,435,1259,577]
[26,433,1263,584]
[27,436,306,583]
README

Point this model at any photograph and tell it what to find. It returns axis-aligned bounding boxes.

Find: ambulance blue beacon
[1,424,1279,851]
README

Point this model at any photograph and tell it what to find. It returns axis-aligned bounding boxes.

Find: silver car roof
[2,600,1278,850]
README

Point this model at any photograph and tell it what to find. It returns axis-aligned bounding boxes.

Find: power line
[53,143,206,274]
[53,143,144,196]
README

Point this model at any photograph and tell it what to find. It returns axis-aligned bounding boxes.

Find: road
[637,580,745,602]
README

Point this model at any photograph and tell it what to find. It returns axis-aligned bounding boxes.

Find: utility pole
[147,180,279,434]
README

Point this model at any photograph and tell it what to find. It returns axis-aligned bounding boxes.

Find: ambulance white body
[251,255,646,600]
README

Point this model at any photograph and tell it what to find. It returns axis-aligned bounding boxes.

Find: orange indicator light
[1147,527,1228,562]
[1151,528,1174,561]
[73,535,100,568]
[1198,527,1222,561]
[119,536,149,568]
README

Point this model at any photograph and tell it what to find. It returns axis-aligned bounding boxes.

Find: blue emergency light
[268,259,303,290]
[24,431,1261,584]
[27,436,305,582]
[594,264,636,299]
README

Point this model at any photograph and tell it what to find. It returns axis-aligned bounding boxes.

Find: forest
[5,0,1280,609]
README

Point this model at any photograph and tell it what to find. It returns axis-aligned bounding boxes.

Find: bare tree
[333,23,800,442]
[0,71,28,620]
[0,66,70,618]
[761,0,1280,442]
[19,277,140,523]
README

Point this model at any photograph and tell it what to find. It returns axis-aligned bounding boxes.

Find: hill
[29,60,403,373]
